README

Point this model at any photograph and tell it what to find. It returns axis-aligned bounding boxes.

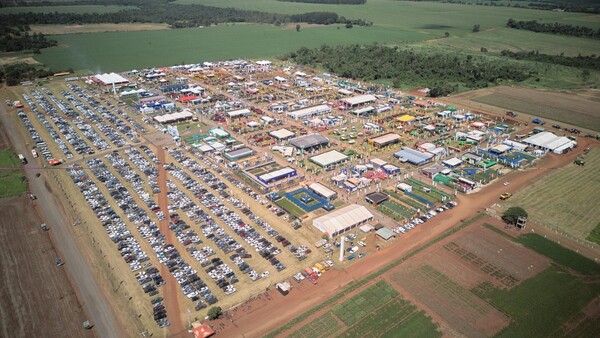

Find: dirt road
[0,103,123,338]
[212,138,598,337]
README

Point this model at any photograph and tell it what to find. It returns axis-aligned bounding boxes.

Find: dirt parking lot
[0,195,95,338]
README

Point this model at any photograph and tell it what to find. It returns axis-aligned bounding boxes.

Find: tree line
[506,18,600,39]
[0,63,56,86]
[282,44,534,96]
[0,26,56,52]
[500,50,600,70]
[278,0,366,4]
[0,1,369,28]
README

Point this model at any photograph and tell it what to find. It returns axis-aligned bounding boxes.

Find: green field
[275,197,307,217]
[504,148,600,242]
[0,5,137,14]
[0,150,28,198]
[332,280,398,326]
[587,223,600,245]
[34,24,423,72]
[475,266,600,337]
[27,0,600,74]
[339,298,440,338]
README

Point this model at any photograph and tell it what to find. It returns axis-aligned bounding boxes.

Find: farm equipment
[499,192,513,200]
[574,157,585,166]
[505,111,517,117]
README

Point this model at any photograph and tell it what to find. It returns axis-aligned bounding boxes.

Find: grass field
[517,233,600,276]
[475,265,600,337]
[587,223,600,245]
[332,280,398,326]
[34,24,424,72]
[504,148,600,241]
[0,5,137,14]
[0,150,28,198]
[28,0,600,75]
[275,197,307,217]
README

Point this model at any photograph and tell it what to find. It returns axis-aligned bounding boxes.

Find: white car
[358,241,366,247]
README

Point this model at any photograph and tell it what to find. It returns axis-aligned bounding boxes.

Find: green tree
[207,306,222,320]
[501,206,528,225]
[296,24,301,32]
[473,24,481,32]
[345,22,353,29]
[444,32,450,37]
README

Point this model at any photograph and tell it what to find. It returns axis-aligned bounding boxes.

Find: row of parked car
[21,92,72,159]
[101,150,220,307]
[393,201,458,234]
[66,163,172,316]
[17,110,54,161]
[167,149,291,273]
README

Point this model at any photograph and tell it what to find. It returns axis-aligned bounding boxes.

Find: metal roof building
[340,94,377,107]
[370,133,402,148]
[313,204,374,237]
[227,108,252,118]
[257,167,297,184]
[522,132,575,153]
[269,128,295,140]
[308,182,337,200]
[289,133,329,150]
[286,104,331,120]
[394,147,433,165]
[310,150,349,167]
[224,147,254,161]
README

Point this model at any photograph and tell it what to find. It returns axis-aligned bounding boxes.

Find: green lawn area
[476,266,600,338]
[332,280,398,326]
[0,150,28,198]
[275,197,307,217]
[504,148,600,241]
[0,5,137,14]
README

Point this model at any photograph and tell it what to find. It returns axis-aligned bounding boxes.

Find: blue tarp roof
[394,147,433,165]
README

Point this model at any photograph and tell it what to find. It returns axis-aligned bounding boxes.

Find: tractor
[574,157,585,166]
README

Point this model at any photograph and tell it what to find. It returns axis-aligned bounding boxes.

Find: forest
[506,18,600,39]
[283,44,534,96]
[500,50,600,70]
[278,0,366,4]
[0,26,56,52]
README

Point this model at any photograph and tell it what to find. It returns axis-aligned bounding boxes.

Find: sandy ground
[209,136,599,337]
[29,23,170,35]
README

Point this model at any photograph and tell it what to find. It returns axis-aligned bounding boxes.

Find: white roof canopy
[313,204,374,235]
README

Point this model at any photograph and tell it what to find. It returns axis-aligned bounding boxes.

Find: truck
[18,154,27,164]
[314,262,326,273]
[532,118,545,125]
[304,267,318,284]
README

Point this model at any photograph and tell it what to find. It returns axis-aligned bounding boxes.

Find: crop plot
[288,312,341,338]
[332,280,398,326]
[391,264,509,337]
[339,297,440,338]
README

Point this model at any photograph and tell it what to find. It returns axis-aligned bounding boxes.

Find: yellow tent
[397,114,415,122]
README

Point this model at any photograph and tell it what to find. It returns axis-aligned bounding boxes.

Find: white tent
[313,204,374,236]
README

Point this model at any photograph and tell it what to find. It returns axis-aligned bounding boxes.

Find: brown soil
[0,195,95,338]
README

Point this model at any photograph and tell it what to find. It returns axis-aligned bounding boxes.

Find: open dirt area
[29,23,170,35]
[0,195,95,338]
[448,86,600,131]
